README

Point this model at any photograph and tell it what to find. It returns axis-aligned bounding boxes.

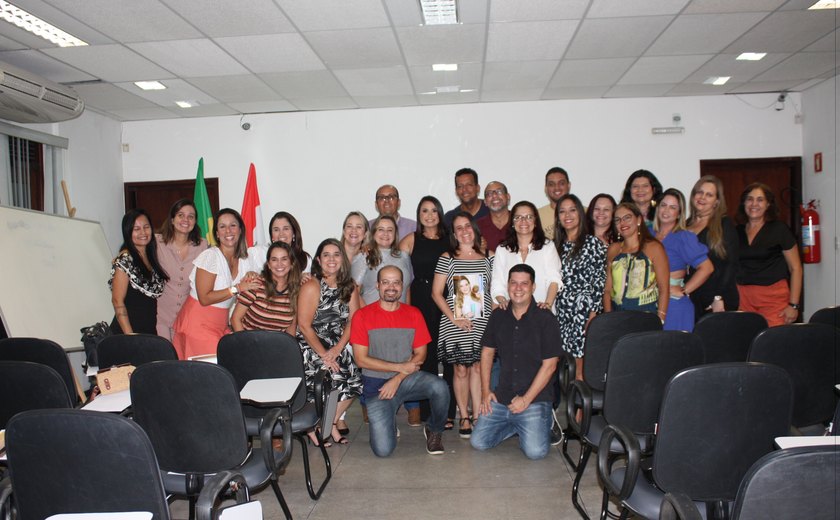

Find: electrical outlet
[121,143,129,152]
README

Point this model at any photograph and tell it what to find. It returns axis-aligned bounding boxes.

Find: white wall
[121,93,802,252]
[801,77,838,315]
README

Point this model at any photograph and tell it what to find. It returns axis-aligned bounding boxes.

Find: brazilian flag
[193,157,215,246]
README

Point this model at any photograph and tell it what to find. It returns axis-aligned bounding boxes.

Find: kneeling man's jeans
[470,400,552,460]
[366,371,450,457]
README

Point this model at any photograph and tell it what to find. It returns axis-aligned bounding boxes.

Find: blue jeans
[470,400,553,460]
[366,372,450,457]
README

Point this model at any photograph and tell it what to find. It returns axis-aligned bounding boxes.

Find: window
[7,136,44,210]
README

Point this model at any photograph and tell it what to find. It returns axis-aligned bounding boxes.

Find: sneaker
[424,425,444,455]
[550,423,564,446]
[407,408,422,427]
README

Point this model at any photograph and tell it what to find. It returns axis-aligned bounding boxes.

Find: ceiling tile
[306,28,403,69]
[490,0,588,21]
[41,44,171,82]
[803,30,839,52]
[333,67,413,96]
[42,0,201,43]
[215,34,324,73]
[289,97,358,111]
[727,80,802,93]
[725,10,837,54]
[647,13,768,56]
[107,106,180,120]
[486,20,578,62]
[409,63,483,93]
[353,95,419,108]
[171,104,239,118]
[114,78,219,107]
[383,0,422,26]
[481,89,543,102]
[418,91,480,105]
[71,83,158,110]
[276,0,389,31]
[549,58,636,87]
[397,24,486,66]
[566,17,673,59]
[752,52,837,81]
[482,61,557,91]
[619,55,714,84]
[0,50,96,83]
[260,70,348,99]
[683,53,791,83]
[227,100,297,113]
[792,77,830,91]
[161,0,295,37]
[0,33,31,51]
[128,40,249,77]
[186,75,281,103]
[542,86,611,99]
[587,0,691,18]
[604,84,676,97]
[458,0,490,24]
[683,0,786,13]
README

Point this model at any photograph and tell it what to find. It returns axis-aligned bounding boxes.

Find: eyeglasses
[485,188,506,197]
[512,214,535,222]
[613,214,635,224]
[376,194,398,202]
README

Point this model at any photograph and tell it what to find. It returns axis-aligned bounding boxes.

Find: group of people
[108,166,803,459]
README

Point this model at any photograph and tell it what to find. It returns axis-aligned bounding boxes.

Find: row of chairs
[0,330,340,520]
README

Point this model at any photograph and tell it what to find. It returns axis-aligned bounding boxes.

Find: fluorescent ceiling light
[432,63,458,72]
[0,0,87,47]
[703,76,730,86]
[737,52,766,61]
[809,0,839,9]
[134,81,166,91]
[459,89,476,93]
[420,0,458,25]
[435,85,460,94]
[175,100,199,108]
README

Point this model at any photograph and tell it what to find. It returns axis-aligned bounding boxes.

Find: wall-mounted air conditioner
[0,60,84,123]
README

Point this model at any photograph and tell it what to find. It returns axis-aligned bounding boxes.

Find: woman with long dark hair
[110,209,168,335]
[586,193,618,245]
[248,211,311,272]
[620,169,663,225]
[351,215,413,305]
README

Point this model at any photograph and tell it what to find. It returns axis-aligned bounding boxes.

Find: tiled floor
[169,404,612,520]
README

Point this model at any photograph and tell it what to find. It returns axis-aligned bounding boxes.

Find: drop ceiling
[1,0,837,121]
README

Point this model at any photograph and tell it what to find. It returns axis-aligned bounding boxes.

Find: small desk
[240,377,301,407]
[81,389,131,413]
[774,436,839,450]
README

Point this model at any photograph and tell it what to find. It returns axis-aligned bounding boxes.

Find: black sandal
[444,418,454,430]
[458,417,472,439]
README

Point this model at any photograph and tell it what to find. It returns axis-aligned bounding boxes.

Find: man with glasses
[371,184,416,241]
[475,181,511,253]
[443,168,489,228]
[538,167,571,238]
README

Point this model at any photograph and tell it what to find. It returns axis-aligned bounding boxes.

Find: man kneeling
[351,265,450,457]
[470,264,562,460]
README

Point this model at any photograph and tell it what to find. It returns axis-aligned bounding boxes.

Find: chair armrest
[311,369,332,419]
[195,470,249,520]
[565,380,594,436]
[259,407,292,477]
[659,492,703,520]
[597,423,641,501]
[558,352,575,396]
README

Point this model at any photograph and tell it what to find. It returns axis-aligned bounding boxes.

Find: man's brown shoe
[407,408,422,427]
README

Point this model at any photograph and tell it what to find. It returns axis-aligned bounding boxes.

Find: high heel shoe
[458,417,472,439]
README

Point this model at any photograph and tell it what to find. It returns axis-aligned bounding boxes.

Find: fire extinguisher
[800,200,821,264]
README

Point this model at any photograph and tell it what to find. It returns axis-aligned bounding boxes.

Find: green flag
[193,157,215,246]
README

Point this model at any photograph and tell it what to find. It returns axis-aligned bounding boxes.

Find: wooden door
[123,178,219,231]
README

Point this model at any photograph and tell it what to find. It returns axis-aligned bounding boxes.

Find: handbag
[80,321,111,368]
[95,363,134,394]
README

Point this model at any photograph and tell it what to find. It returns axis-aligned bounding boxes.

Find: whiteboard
[0,205,114,351]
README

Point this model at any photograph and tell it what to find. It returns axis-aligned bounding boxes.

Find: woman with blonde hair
[341,211,369,264]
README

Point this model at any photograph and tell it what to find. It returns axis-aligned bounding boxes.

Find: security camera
[775,93,786,112]
[241,122,251,131]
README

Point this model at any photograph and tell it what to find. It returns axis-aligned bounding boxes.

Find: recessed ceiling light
[134,81,166,91]
[435,85,460,94]
[432,63,458,72]
[737,52,766,61]
[809,0,839,9]
[459,89,476,93]
[420,0,458,25]
[419,91,437,95]
[0,0,87,47]
[175,100,199,108]
[703,76,730,86]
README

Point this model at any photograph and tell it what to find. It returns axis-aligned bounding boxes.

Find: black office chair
[810,305,840,328]
[568,331,704,520]
[660,446,840,520]
[598,363,794,520]
[217,329,334,500]
[130,360,294,520]
[0,361,73,429]
[96,333,178,369]
[0,337,81,405]
[562,310,662,470]
[748,323,840,434]
[0,409,252,520]
[694,311,767,363]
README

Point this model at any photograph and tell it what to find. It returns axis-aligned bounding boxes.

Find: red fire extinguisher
[800,200,821,264]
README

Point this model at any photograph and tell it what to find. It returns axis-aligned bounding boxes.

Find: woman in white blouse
[491,201,562,310]
[172,208,260,359]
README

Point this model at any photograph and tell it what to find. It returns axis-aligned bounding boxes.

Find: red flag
[241,163,265,247]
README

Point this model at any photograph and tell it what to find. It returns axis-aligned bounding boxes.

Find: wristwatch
[788,302,800,310]
[229,285,239,296]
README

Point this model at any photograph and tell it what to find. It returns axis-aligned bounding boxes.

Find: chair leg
[270,478,293,520]
[188,496,196,520]
[562,429,580,470]
[296,433,332,500]
[571,443,593,520]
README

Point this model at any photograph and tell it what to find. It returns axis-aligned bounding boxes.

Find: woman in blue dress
[653,189,714,331]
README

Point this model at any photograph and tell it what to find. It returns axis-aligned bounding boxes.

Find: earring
[637,222,641,238]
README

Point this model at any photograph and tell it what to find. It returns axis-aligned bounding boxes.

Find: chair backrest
[732,446,840,520]
[603,331,705,435]
[97,334,178,369]
[217,330,308,413]
[694,311,767,363]
[583,311,662,392]
[747,323,840,428]
[5,409,170,520]
[809,305,840,328]
[0,361,73,429]
[652,363,793,502]
[130,361,250,473]
[0,337,79,404]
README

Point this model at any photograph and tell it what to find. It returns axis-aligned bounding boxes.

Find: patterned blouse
[108,250,165,298]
